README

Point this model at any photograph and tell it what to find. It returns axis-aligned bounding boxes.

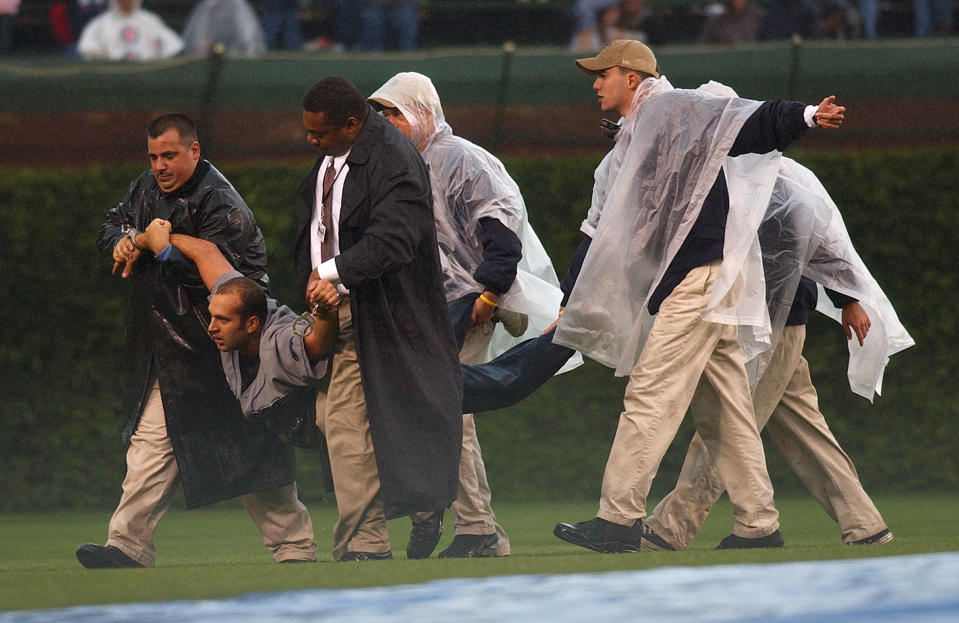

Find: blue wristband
[155,243,173,262]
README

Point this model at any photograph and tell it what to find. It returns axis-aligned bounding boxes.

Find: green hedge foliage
[1,147,956,512]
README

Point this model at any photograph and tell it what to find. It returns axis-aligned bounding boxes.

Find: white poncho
[370,72,582,368]
[559,76,913,400]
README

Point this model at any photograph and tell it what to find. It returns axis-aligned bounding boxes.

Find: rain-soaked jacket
[294,110,462,519]
[96,159,294,509]
[368,72,580,366]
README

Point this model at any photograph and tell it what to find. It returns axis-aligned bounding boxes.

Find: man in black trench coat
[295,76,463,561]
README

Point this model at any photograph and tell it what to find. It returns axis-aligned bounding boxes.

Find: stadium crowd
[0,0,954,57]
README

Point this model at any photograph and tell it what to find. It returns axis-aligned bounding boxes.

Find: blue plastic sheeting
[3,552,959,623]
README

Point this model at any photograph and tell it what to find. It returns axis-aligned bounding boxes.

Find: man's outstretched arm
[138,219,233,290]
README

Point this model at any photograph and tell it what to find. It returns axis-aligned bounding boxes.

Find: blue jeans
[450,294,576,414]
[260,0,303,50]
[914,0,954,35]
[359,2,420,51]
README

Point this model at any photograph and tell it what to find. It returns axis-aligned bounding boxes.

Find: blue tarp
[3,552,958,622]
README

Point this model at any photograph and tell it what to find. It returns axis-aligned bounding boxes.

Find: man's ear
[245,315,261,335]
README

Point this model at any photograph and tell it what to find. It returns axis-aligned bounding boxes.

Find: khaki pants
[647,325,888,548]
[106,381,316,567]
[451,325,510,555]
[597,260,780,539]
[315,297,391,560]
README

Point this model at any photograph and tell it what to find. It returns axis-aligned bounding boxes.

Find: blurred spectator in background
[182,0,266,57]
[760,0,822,39]
[913,0,954,36]
[571,0,620,49]
[260,0,303,50]
[820,0,861,39]
[49,0,108,56]
[326,0,363,52]
[0,0,18,55]
[570,0,666,50]
[699,0,765,44]
[77,0,183,61]
[858,0,878,38]
[359,0,420,51]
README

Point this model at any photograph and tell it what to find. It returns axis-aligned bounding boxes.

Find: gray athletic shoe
[849,529,894,545]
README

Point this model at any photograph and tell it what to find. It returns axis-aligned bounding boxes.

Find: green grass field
[2,494,957,613]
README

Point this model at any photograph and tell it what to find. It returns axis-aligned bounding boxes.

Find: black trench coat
[97,160,294,508]
[295,109,462,519]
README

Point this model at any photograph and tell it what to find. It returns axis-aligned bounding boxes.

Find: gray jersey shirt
[213,271,330,417]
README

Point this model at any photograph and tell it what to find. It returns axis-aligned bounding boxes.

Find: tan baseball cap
[575,39,659,78]
[368,96,396,110]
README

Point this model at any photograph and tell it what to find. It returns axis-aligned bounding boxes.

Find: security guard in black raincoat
[78,113,315,569]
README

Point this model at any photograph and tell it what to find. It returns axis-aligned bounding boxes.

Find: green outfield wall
[0,147,956,511]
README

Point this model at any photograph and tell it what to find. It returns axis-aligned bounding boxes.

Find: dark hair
[301,76,369,126]
[148,113,198,148]
[618,67,656,82]
[215,277,267,325]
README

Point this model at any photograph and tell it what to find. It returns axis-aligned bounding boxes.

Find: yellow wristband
[479,293,498,308]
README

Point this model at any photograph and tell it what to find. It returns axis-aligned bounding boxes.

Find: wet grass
[1,494,957,613]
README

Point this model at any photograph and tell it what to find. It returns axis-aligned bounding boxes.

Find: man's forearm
[168,233,234,291]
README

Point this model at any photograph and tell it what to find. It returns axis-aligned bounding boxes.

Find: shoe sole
[850,531,894,546]
[553,524,639,554]
[640,537,675,552]
[76,545,142,569]
[716,533,786,550]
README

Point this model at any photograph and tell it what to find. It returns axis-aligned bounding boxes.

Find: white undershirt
[310,152,350,290]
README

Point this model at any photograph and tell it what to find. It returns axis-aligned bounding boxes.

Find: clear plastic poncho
[369,72,582,368]
[181,0,266,58]
[753,156,914,400]
[701,80,914,401]
[554,76,777,376]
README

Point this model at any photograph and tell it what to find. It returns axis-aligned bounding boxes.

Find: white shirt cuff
[317,258,340,285]
[803,105,818,128]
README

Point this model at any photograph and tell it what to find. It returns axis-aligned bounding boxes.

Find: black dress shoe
[407,510,444,559]
[715,529,786,549]
[76,543,144,568]
[437,533,499,558]
[553,517,642,553]
[338,550,393,561]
